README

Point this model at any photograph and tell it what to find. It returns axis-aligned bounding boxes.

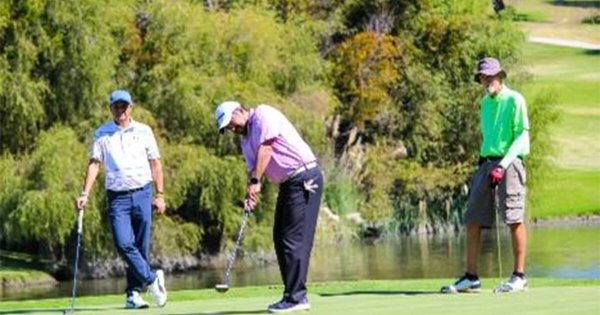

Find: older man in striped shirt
[75,90,167,309]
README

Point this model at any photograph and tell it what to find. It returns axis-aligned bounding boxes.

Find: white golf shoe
[440,274,481,293]
[125,291,150,309]
[494,274,528,293]
[148,269,167,307]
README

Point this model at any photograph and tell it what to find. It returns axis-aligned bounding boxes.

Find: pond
[2,225,599,301]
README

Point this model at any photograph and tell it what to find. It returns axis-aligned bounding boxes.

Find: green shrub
[4,126,88,258]
[0,0,560,271]
[323,165,364,217]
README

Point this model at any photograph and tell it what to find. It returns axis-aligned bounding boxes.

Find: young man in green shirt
[441,57,530,294]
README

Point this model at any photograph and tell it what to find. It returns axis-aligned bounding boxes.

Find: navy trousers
[107,183,156,294]
[274,167,323,303]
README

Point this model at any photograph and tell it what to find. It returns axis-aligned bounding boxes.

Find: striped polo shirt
[90,120,160,191]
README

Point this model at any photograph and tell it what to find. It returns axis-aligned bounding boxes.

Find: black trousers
[274,166,323,303]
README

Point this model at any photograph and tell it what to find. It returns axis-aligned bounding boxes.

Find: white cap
[215,101,241,133]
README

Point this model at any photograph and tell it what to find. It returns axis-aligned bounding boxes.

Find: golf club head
[215,283,229,293]
[439,285,457,294]
[493,285,508,294]
[63,310,75,315]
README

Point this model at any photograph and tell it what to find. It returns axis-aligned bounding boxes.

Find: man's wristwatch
[80,191,89,198]
[249,177,260,185]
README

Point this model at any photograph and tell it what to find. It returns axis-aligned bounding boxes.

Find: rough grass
[1,279,599,315]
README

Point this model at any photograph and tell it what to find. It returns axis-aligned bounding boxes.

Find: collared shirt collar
[247,109,256,126]
[243,109,256,138]
[110,119,136,132]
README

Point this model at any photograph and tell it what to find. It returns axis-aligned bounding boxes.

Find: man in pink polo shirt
[215,101,323,313]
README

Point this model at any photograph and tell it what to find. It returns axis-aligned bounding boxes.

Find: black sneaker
[267,297,310,313]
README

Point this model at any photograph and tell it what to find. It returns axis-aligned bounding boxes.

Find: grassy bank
[0,267,56,287]
[0,251,57,289]
[1,279,599,315]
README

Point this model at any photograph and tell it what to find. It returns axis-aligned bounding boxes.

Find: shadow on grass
[552,0,600,8]
[179,310,268,315]
[584,50,600,56]
[0,306,121,314]
[319,290,438,297]
[0,250,47,271]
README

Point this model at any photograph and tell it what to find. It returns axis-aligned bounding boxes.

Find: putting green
[2,279,599,315]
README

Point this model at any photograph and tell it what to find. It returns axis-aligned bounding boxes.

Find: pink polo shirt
[241,105,316,184]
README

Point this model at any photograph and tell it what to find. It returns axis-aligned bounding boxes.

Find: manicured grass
[1,279,599,315]
[523,43,600,125]
[530,168,600,218]
[519,42,600,218]
[511,10,548,22]
[517,6,600,171]
[509,0,600,44]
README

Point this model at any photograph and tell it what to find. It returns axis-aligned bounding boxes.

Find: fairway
[521,43,600,170]
[510,0,600,44]
[521,42,600,218]
[2,279,599,315]
[511,0,600,219]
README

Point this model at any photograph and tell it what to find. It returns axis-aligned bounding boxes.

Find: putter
[64,210,84,314]
[215,206,251,293]
[491,186,504,294]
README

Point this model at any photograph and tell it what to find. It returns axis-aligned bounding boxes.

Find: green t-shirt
[479,86,530,157]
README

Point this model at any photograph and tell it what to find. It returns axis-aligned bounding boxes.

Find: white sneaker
[494,274,528,293]
[147,269,167,307]
[125,291,149,309]
[440,274,481,293]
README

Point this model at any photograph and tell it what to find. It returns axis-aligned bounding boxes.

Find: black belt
[478,156,502,165]
[107,185,147,195]
[478,156,522,166]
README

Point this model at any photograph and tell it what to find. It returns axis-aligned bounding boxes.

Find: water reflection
[2,225,599,301]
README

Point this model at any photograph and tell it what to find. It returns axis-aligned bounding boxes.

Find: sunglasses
[111,102,130,109]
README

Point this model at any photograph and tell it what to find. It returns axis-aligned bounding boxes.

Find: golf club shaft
[69,211,84,312]
[493,187,503,280]
[223,208,251,285]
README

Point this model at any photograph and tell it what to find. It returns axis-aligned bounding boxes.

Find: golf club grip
[492,186,503,281]
[77,211,83,234]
